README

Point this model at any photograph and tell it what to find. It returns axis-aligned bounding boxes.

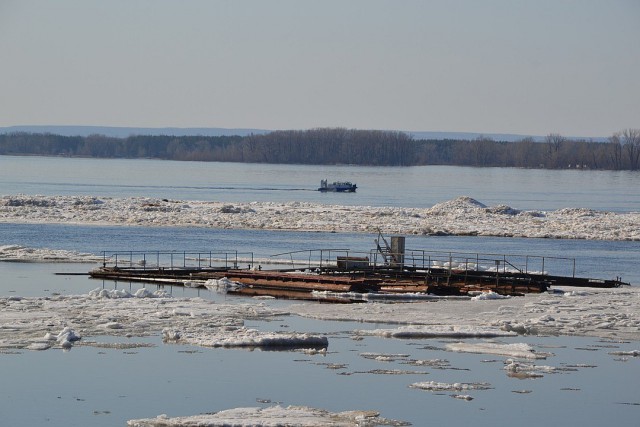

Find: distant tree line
[1,127,639,170]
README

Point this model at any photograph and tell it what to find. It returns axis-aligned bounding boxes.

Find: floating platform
[89,254,629,303]
[88,236,629,302]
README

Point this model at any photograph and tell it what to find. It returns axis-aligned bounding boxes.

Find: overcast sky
[1,0,638,137]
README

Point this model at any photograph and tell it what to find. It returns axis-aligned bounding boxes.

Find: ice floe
[1,285,639,355]
[503,359,565,378]
[126,405,409,427]
[0,244,102,263]
[162,327,328,349]
[355,325,517,339]
[1,194,639,240]
[204,277,245,292]
[409,381,493,392]
[290,287,640,341]
[446,342,549,359]
[0,289,325,351]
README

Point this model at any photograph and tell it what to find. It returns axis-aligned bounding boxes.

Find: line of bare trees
[1,128,639,170]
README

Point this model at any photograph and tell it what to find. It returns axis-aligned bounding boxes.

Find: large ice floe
[127,405,409,427]
[290,287,640,341]
[1,194,639,240]
[2,286,639,353]
[0,289,327,351]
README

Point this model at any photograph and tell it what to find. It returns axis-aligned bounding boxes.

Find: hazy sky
[1,0,638,137]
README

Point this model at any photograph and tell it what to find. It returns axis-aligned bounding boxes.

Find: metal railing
[267,248,577,278]
[101,250,254,270]
[100,247,578,279]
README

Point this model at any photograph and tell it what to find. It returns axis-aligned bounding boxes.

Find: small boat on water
[318,179,357,192]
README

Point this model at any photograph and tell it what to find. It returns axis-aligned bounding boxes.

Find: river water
[0,155,639,426]
[1,155,639,211]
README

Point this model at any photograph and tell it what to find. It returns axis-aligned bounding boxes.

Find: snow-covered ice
[1,194,639,240]
[0,289,326,351]
[126,405,409,427]
[0,244,102,263]
[2,286,639,354]
[290,287,640,341]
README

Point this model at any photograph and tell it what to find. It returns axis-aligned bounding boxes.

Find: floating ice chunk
[471,291,511,300]
[162,327,328,349]
[204,277,245,293]
[356,325,517,339]
[446,342,548,359]
[608,350,639,357]
[503,359,557,377]
[56,327,80,349]
[410,381,492,392]
[360,353,411,362]
[127,405,408,427]
[451,394,474,401]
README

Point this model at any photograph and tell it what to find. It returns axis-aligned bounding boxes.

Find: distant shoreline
[1,128,632,170]
[1,124,607,142]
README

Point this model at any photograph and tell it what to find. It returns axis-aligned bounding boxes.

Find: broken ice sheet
[0,291,324,351]
[3,194,639,240]
[126,405,410,427]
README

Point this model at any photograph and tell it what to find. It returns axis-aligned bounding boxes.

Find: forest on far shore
[1,127,639,170]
